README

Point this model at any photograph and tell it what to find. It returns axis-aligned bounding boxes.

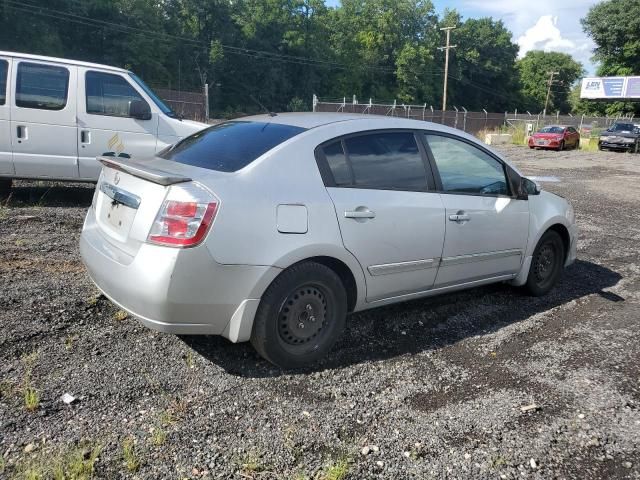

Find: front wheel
[250,261,347,368]
[524,230,565,296]
[558,141,565,151]
[0,178,11,199]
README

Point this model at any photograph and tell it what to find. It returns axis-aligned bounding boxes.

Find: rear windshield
[159,121,306,172]
[539,126,564,134]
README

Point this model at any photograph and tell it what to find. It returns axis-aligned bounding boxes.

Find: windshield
[129,73,176,117]
[539,126,564,134]
[609,123,634,132]
[159,121,307,172]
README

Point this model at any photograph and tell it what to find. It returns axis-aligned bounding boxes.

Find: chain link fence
[312,95,636,139]
[154,86,209,123]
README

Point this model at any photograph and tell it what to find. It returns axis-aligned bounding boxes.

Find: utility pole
[543,71,559,117]
[438,26,456,121]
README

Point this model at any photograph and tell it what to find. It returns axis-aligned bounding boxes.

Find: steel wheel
[278,285,328,346]
[525,230,565,296]
[250,261,347,368]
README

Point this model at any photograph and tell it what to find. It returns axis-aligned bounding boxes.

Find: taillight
[147,183,219,248]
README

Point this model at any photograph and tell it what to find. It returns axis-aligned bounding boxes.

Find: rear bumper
[80,209,280,340]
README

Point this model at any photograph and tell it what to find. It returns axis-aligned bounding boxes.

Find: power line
[4,0,405,74]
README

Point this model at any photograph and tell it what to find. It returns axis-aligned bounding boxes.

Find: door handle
[80,130,91,144]
[344,209,376,219]
[16,125,26,139]
[449,211,470,223]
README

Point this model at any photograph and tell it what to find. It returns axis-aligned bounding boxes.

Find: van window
[0,60,7,105]
[16,62,69,110]
[86,71,145,117]
[159,121,306,172]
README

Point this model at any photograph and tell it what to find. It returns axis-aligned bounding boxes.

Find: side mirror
[522,177,541,196]
[129,100,152,120]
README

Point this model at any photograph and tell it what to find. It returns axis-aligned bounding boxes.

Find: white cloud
[517,15,575,58]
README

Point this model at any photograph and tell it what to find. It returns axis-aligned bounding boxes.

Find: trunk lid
[93,156,205,257]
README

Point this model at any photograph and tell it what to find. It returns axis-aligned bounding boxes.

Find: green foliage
[0,0,590,114]
[517,51,584,113]
[122,437,141,473]
[582,0,640,115]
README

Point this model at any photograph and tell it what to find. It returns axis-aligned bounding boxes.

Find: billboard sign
[581,76,640,99]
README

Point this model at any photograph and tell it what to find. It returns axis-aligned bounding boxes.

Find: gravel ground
[1,145,639,479]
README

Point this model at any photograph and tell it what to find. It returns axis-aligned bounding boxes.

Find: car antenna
[249,94,277,117]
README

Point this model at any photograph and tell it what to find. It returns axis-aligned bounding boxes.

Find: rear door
[0,57,12,175]
[77,68,159,180]
[11,59,78,179]
[318,131,446,302]
[423,133,529,287]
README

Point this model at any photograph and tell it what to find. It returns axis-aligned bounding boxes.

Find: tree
[582,0,640,77]
[442,14,521,110]
[517,51,584,114]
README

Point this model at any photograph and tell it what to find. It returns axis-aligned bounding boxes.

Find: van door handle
[344,209,376,219]
[80,130,91,144]
[16,125,26,139]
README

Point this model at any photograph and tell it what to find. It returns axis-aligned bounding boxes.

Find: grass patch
[319,457,350,480]
[24,387,40,412]
[184,350,195,369]
[122,437,141,473]
[52,445,101,480]
[579,138,600,152]
[64,335,78,351]
[150,427,167,446]
[113,310,128,322]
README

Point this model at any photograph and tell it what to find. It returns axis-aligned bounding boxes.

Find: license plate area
[96,182,140,242]
[536,139,548,145]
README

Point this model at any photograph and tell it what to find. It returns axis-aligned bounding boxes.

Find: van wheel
[524,230,565,296]
[250,261,347,369]
[0,178,11,200]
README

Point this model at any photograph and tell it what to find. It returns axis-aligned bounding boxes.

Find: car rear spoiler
[98,156,192,186]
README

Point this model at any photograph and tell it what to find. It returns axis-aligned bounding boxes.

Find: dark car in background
[528,125,580,151]
[598,122,640,152]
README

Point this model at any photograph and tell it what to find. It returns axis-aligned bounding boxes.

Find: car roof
[0,51,129,73]
[241,112,464,134]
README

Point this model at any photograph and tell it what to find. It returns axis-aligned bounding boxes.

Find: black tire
[0,178,11,200]
[558,140,565,151]
[250,261,347,368]
[524,230,565,296]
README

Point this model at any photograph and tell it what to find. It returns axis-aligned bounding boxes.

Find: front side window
[16,62,69,110]
[342,132,427,190]
[86,71,144,117]
[160,121,306,172]
[425,134,509,196]
[0,60,7,105]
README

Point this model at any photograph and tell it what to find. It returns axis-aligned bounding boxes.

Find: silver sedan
[80,113,577,368]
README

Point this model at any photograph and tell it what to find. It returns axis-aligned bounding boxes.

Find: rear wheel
[0,178,11,200]
[524,230,565,296]
[250,261,347,368]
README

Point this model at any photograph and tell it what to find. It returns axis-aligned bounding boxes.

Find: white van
[0,51,208,195]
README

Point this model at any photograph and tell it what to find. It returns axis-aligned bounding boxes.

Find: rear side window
[86,71,144,117]
[160,121,306,172]
[16,62,69,110]
[322,141,351,185]
[0,60,7,105]
[342,132,427,190]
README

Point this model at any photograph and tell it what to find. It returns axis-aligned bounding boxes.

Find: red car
[528,125,580,151]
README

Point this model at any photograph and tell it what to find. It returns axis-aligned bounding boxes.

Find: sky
[327,0,600,75]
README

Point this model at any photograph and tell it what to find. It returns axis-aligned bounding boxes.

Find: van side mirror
[129,100,152,120]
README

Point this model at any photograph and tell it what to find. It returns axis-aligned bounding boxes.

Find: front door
[319,131,446,301]
[0,57,12,175]
[10,60,78,179]
[423,133,530,287]
[76,68,159,180]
